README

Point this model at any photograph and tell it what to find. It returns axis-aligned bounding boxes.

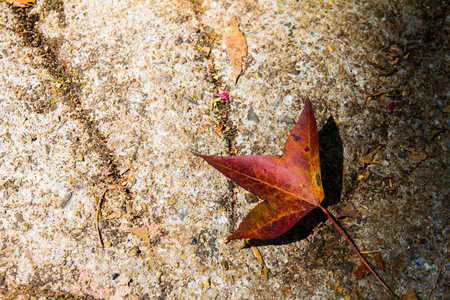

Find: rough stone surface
[0,0,448,299]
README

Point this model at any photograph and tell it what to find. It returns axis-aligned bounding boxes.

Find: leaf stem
[319,205,400,299]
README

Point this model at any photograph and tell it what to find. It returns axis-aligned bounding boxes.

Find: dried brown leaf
[442,104,450,113]
[223,16,247,84]
[337,203,361,219]
[375,253,386,270]
[411,148,427,164]
[354,260,370,279]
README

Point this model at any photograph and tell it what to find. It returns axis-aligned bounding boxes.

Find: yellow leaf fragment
[6,0,35,7]
[401,290,419,300]
[410,148,427,164]
[125,227,151,246]
[442,104,450,113]
[427,129,445,142]
[365,91,388,104]
[401,145,427,164]
[223,16,247,84]
[251,245,268,279]
[359,146,382,164]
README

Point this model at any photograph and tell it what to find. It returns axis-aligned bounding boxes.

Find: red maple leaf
[196,98,323,240]
[195,98,398,298]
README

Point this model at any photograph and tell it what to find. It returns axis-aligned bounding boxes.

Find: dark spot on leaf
[304,147,310,152]
[315,173,321,187]
[293,134,301,141]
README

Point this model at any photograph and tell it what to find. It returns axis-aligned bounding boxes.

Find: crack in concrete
[189,1,239,234]
[13,6,138,224]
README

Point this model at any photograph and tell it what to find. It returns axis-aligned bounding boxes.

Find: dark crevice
[190,2,239,234]
[11,0,138,239]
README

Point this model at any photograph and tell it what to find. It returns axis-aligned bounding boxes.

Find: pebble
[77,165,89,174]
[167,196,177,206]
[247,106,260,123]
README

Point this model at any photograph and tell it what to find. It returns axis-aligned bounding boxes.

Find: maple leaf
[195,98,399,298]
[196,98,323,240]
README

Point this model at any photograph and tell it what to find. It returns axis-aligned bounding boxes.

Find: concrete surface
[0,0,448,299]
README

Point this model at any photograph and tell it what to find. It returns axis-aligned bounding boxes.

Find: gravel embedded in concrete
[0,0,448,299]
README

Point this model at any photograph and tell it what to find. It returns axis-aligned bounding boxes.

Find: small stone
[280,116,295,125]
[247,106,260,123]
[221,260,229,270]
[316,258,324,266]
[358,278,369,287]
[245,193,259,204]
[167,196,177,206]
[327,43,335,52]
[76,153,84,161]
[59,191,73,209]
[340,261,354,275]
[129,246,141,257]
[77,165,89,174]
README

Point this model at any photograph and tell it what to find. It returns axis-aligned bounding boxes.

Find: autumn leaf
[223,16,247,84]
[196,98,323,240]
[195,98,399,298]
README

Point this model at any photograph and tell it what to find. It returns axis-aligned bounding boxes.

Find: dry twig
[95,189,108,247]
[251,245,268,279]
[427,260,447,300]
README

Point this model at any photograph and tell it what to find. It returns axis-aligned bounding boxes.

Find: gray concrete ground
[0,0,448,299]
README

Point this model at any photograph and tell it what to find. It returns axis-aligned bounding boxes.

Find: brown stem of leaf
[319,205,400,300]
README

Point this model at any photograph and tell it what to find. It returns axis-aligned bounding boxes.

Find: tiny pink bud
[387,101,396,113]
[218,92,229,101]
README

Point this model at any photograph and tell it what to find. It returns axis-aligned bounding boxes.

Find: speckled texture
[0,0,448,299]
